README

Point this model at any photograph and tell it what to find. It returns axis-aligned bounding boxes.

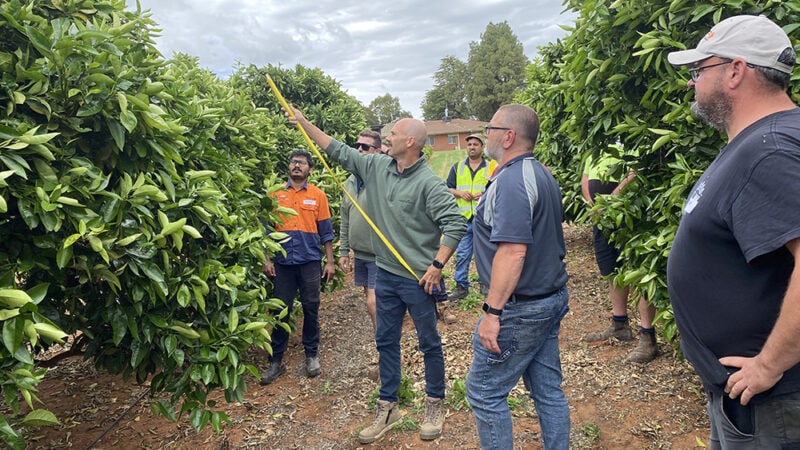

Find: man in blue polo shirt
[466,104,570,450]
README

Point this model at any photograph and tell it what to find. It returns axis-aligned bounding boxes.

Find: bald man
[286,108,466,444]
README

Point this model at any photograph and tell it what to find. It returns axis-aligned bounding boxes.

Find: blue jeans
[269,261,321,362]
[454,219,474,288]
[707,390,800,449]
[467,288,570,450]
[375,269,445,402]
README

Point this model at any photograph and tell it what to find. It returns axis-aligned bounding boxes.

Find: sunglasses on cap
[354,142,377,151]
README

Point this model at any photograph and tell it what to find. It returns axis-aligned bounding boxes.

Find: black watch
[482,302,502,316]
[431,259,444,269]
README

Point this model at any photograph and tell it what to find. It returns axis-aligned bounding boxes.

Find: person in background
[667,14,800,448]
[467,104,570,450]
[446,133,491,301]
[284,106,466,444]
[260,149,336,385]
[338,130,382,377]
[581,152,658,363]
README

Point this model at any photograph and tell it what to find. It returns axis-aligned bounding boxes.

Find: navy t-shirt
[473,155,567,297]
[667,108,800,400]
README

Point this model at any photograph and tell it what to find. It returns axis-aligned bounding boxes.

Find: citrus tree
[521,0,800,340]
[0,0,308,446]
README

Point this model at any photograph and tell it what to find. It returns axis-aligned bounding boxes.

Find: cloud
[128,0,576,117]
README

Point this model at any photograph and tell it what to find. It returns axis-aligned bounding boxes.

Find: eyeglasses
[354,142,376,152]
[289,159,309,167]
[688,60,731,82]
[484,125,512,135]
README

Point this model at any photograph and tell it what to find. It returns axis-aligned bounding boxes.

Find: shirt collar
[285,180,309,190]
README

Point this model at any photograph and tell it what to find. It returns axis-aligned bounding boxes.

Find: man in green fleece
[286,106,466,444]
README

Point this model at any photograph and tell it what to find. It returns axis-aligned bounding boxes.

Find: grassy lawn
[428,149,464,180]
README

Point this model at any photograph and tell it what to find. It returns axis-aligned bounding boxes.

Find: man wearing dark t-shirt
[667,15,800,448]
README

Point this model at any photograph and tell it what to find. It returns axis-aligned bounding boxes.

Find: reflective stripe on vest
[455,159,489,219]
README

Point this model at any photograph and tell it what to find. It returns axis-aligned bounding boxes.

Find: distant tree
[364,93,412,126]
[421,56,470,120]
[230,63,367,173]
[466,22,529,121]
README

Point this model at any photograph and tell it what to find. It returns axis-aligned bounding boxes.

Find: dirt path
[26,224,710,449]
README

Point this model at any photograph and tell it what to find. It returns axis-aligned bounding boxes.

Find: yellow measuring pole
[266,74,420,281]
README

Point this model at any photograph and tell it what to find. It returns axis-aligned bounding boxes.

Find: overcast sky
[127,0,577,118]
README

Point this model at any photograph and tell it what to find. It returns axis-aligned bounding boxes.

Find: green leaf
[2,317,22,355]
[24,25,53,57]
[148,314,168,328]
[56,245,72,269]
[153,400,177,421]
[26,283,49,304]
[0,309,21,321]
[107,118,125,150]
[176,284,191,308]
[18,130,59,145]
[0,154,31,179]
[18,200,39,228]
[131,340,147,367]
[228,308,239,333]
[76,100,104,117]
[0,414,24,449]
[111,310,127,346]
[140,261,165,284]
[32,322,67,342]
[21,409,60,427]
[27,98,52,118]
[33,158,58,184]
[0,289,33,307]
[120,109,138,132]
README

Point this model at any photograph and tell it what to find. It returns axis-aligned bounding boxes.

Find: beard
[485,145,501,163]
[290,170,307,182]
[690,84,732,132]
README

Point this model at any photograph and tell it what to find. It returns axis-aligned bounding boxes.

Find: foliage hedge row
[522,0,800,341]
[0,0,366,447]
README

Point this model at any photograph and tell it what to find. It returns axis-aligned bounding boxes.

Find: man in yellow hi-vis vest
[446,133,492,301]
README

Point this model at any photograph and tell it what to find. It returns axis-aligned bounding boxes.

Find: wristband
[431,259,444,269]
[482,302,502,316]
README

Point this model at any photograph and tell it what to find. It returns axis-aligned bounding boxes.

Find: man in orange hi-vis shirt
[260,149,335,385]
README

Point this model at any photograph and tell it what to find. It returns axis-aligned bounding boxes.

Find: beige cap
[465,134,485,145]
[667,15,795,74]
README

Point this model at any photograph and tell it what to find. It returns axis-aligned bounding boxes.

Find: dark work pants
[269,261,321,363]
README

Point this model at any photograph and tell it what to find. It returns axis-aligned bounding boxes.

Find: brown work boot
[358,400,402,444]
[584,318,633,342]
[419,396,446,440]
[627,331,658,363]
[439,302,457,324]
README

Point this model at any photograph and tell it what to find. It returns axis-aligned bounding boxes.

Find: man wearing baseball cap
[446,133,492,303]
[666,14,800,448]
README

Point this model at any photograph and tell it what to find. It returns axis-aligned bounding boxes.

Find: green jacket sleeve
[339,176,353,257]
[426,177,467,250]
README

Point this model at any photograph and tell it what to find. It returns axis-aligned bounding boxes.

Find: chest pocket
[298,197,320,218]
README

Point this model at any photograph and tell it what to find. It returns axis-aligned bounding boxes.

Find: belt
[509,288,561,302]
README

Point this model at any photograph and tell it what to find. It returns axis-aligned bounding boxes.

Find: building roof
[379,118,486,137]
[424,118,486,136]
